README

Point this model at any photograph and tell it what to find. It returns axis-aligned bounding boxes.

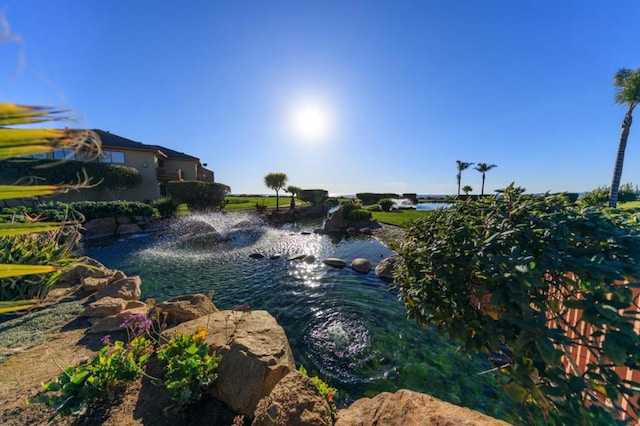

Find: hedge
[167,181,230,211]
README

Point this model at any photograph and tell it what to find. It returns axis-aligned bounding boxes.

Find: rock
[116,216,132,224]
[375,256,398,281]
[269,254,282,260]
[351,258,371,273]
[83,217,117,239]
[81,276,112,293]
[323,258,347,268]
[80,297,128,318]
[94,276,142,301]
[288,253,307,261]
[359,228,372,235]
[143,218,172,232]
[168,310,296,418]
[116,223,143,235]
[346,227,357,234]
[253,371,333,426]
[57,257,112,284]
[250,253,265,259]
[335,389,510,426]
[324,209,345,233]
[150,294,217,325]
[126,300,148,310]
[89,306,149,333]
[300,231,312,235]
[303,255,316,264]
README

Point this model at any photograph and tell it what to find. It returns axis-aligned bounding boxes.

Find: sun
[289,102,332,142]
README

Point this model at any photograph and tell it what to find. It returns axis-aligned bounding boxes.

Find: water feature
[83,212,510,418]
[415,201,451,211]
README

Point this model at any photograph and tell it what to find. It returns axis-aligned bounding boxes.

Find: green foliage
[364,203,382,212]
[0,159,141,190]
[298,189,329,205]
[151,197,180,218]
[31,335,152,417]
[341,202,372,222]
[379,199,394,212]
[395,184,640,424]
[0,226,80,301]
[298,365,337,416]
[71,201,153,220]
[156,326,221,405]
[167,181,230,212]
[582,183,639,205]
[255,201,267,214]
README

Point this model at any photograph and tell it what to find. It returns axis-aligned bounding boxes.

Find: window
[52,149,76,160]
[98,150,125,164]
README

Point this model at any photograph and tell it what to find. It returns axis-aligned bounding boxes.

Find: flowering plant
[157,326,221,405]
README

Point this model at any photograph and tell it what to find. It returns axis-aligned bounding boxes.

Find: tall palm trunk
[480,174,486,196]
[609,107,634,207]
[457,173,461,196]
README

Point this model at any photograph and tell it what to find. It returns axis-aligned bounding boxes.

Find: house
[23,129,214,202]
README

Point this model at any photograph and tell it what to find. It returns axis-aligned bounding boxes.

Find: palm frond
[0,264,59,279]
[0,221,74,237]
[0,299,38,314]
[0,103,66,126]
[0,184,72,200]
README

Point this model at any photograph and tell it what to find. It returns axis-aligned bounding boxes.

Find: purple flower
[100,334,111,346]
[120,313,152,336]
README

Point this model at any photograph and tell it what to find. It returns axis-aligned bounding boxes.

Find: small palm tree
[264,172,288,212]
[609,68,640,207]
[456,160,474,196]
[474,163,497,196]
[286,185,302,210]
[462,185,472,195]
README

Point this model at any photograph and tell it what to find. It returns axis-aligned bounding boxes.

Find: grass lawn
[372,209,432,228]
[618,201,640,210]
[224,195,309,211]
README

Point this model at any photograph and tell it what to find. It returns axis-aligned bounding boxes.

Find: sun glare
[289,102,332,142]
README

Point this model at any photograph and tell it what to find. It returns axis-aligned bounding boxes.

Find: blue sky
[1,1,639,196]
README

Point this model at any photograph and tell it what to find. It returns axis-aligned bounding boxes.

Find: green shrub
[365,203,382,212]
[395,184,640,424]
[70,201,153,220]
[581,183,639,205]
[0,159,141,190]
[379,199,395,212]
[152,197,180,218]
[298,189,328,205]
[167,181,230,211]
[341,202,371,221]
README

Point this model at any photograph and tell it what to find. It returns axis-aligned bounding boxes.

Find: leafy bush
[151,197,180,218]
[364,203,382,212]
[298,189,328,205]
[298,365,337,417]
[70,201,153,220]
[395,184,640,424]
[0,159,141,190]
[0,226,81,301]
[581,183,639,205]
[167,181,230,211]
[341,202,371,221]
[379,199,395,212]
[157,326,221,405]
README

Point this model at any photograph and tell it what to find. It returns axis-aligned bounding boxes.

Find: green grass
[618,200,640,210]
[223,196,309,211]
[372,210,432,228]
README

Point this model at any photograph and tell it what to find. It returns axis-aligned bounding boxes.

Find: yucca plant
[0,103,100,313]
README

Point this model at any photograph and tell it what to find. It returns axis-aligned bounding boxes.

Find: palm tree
[286,185,302,210]
[264,172,288,212]
[456,160,474,196]
[474,163,497,196]
[462,185,472,195]
[609,68,640,207]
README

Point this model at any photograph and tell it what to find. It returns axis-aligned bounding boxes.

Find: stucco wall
[164,158,198,181]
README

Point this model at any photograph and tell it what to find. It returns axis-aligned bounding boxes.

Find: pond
[83,212,510,418]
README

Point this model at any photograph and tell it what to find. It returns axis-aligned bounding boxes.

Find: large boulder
[375,256,398,281]
[351,258,371,273]
[335,389,510,426]
[80,297,128,318]
[323,258,347,268]
[168,310,296,418]
[83,217,117,239]
[323,209,345,233]
[150,294,217,325]
[56,257,113,285]
[81,270,126,293]
[252,370,333,426]
[89,306,149,334]
[94,276,142,301]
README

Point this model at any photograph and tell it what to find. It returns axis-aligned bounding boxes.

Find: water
[83,212,509,418]
[415,202,451,211]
